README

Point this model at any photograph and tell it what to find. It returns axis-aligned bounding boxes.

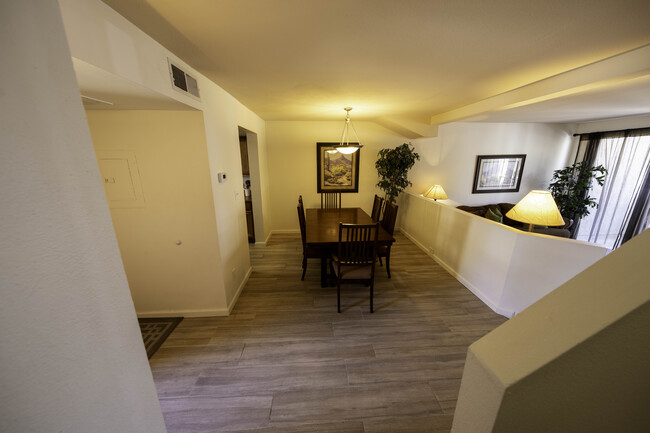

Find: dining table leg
[320,256,328,287]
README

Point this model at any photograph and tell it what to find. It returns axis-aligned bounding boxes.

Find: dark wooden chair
[330,223,379,313]
[321,192,341,208]
[378,201,398,278]
[297,196,323,280]
[371,194,384,221]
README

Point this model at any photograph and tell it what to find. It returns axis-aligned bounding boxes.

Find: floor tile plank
[149,232,507,432]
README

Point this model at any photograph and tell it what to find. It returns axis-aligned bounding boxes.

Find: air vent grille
[168,59,200,99]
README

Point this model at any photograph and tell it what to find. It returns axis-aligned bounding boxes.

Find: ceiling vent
[168,59,200,100]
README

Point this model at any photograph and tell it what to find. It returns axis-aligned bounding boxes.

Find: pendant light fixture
[336,107,362,154]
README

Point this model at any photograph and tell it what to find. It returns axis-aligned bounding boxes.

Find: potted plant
[375,143,420,204]
[548,161,607,224]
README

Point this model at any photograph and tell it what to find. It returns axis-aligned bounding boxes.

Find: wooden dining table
[305,207,395,287]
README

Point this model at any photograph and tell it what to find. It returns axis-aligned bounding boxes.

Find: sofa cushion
[498,203,522,227]
[457,205,489,216]
[485,208,503,223]
[457,202,572,238]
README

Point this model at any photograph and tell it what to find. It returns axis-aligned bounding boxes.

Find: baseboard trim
[136,267,253,319]
[400,228,513,318]
[262,230,273,244]
[270,229,301,234]
[228,266,252,314]
[136,308,229,318]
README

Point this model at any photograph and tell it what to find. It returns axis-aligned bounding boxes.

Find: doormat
[138,317,183,359]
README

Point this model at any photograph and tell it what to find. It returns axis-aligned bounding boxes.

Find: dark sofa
[457,203,572,238]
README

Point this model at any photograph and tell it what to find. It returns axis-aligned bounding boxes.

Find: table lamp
[424,185,448,201]
[505,190,564,231]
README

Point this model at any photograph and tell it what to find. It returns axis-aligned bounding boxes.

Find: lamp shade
[505,190,564,227]
[424,185,448,201]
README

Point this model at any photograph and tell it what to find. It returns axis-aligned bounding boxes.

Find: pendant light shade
[336,107,362,154]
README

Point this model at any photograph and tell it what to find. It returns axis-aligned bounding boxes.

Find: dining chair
[297,196,323,280]
[378,201,398,278]
[330,223,379,313]
[321,192,341,209]
[371,194,384,221]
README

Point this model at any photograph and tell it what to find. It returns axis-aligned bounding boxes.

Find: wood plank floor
[150,232,508,433]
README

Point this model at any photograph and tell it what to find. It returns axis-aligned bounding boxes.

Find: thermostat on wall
[218,172,227,183]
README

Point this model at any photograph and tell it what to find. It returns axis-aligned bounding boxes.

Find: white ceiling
[465,74,650,123]
[95,0,650,129]
[74,59,196,111]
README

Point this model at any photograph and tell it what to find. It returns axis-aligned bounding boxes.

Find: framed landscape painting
[316,142,360,193]
[472,154,526,193]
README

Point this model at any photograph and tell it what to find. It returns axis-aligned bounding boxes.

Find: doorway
[238,126,264,244]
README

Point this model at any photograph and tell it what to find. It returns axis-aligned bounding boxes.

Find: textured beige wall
[0,1,166,431]
[87,110,226,316]
[265,121,406,231]
[452,228,650,432]
[408,122,573,207]
[61,0,268,310]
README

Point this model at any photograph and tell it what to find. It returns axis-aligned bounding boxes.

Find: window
[575,129,650,250]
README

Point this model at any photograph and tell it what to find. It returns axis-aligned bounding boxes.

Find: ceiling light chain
[336,107,363,154]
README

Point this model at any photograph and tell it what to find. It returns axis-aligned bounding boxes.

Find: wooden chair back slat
[333,222,380,313]
[297,196,306,244]
[381,201,399,235]
[321,192,341,208]
[338,223,378,265]
[371,194,384,221]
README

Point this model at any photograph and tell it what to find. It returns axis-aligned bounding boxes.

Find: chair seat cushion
[332,263,373,279]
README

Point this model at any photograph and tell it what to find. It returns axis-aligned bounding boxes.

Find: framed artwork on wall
[472,154,526,193]
[316,142,360,193]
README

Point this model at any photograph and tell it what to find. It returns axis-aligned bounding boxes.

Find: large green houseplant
[548,161,607,221]
[375,143,420,204]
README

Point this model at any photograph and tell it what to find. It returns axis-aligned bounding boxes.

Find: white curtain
[575,130,650,250]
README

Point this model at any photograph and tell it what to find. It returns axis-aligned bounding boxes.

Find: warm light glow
[506,190,564,229]
[423,185,448,201]
[336,145,359,154]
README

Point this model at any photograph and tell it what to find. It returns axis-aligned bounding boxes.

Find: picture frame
[316,142,360,193]
[472,154,526,193]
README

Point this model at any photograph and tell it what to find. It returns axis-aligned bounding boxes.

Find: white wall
[452,229,650,432]
[400,193,607,317]
[60,0,269,309]
[0,1,166,432]
[266,121,406,231]
[87,111,226,317]
[407,122,574,207]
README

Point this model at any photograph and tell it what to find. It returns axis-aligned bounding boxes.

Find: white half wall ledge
[399,193,607,317]
[451,228,650,433]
